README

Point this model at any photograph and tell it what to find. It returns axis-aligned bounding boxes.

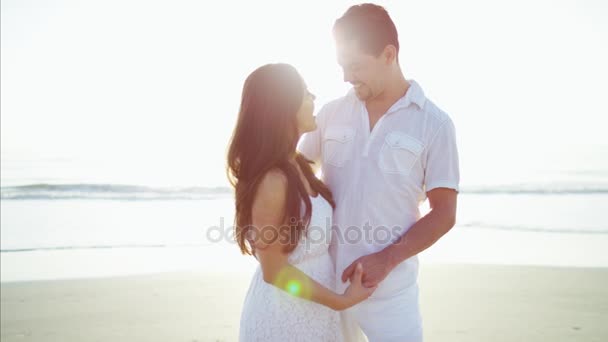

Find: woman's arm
[250,169,374,311]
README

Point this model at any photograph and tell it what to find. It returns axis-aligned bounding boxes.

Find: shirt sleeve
[424,117,460,193]
[296,105,328,164]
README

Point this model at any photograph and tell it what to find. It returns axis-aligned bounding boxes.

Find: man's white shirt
[298,80,460,296]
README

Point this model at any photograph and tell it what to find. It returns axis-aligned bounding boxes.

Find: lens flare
[274,268,313,300]
[286,280,301,296]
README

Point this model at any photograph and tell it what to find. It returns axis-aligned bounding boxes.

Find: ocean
[1,155,608,282]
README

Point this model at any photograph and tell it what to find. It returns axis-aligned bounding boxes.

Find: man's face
[336,40,386,101]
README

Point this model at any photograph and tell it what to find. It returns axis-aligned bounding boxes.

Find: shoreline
[3,224,607,284]
[2,264,607,341]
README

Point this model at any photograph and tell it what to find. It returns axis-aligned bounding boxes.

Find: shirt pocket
[378,132,424,175]
[323,126,355,167]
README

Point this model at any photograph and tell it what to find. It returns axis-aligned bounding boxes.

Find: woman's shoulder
[254,168,288,208]
[259,168,288,191]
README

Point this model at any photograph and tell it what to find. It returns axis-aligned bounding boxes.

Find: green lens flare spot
[286,280,301,296]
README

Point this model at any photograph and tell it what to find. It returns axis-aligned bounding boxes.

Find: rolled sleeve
[424,118,460,193]
[297,104,329,164]
[297,125,321,163]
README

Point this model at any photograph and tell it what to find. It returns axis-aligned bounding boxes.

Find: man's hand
[341,189,457,288]
[341,250,395,288]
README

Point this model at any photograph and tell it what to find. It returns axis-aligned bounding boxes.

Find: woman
[227,63,376,341]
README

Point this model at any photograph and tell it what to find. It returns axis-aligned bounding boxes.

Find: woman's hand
[337,263,377,310]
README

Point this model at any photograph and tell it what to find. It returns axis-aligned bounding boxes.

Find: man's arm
[342,117,460,286]
[297,117,323,170]
[384,188,457,265]
[298,101,336,172]
[341,188,457,286]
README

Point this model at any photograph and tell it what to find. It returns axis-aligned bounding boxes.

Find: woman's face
[295,87,317,135]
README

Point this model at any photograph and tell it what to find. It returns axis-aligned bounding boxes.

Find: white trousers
[340,282,423,342]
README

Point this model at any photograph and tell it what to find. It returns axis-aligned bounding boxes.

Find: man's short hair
[333,3,399,57]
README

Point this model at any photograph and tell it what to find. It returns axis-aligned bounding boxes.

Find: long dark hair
[227,63,335,255]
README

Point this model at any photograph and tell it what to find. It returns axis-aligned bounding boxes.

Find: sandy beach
[2,264,607,342]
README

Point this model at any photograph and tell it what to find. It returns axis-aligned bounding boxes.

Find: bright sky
[2,0,607,187]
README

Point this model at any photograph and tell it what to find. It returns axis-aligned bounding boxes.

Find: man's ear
[383,45,398,65]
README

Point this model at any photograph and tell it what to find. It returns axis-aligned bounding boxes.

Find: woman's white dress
[239,195,343,341]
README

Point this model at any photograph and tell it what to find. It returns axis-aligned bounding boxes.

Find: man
[298,3,459,341]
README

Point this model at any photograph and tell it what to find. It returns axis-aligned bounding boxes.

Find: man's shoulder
[317,91,356,122]
[404,80,453,127]
[418,98,452,127]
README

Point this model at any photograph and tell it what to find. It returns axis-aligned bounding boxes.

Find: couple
[227,4,459,342]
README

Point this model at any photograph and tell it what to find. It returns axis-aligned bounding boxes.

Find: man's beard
[354,85,372,100]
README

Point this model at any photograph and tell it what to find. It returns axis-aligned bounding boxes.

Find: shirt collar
[388,79,426,114]
[402,79,426,109]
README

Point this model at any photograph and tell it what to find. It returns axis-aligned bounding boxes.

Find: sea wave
[0,243,212,253]
[459,221,608,234]
[1,182,608,200]
[461,184,608,195]
[0,183,233,200]
[2,222,606,254]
